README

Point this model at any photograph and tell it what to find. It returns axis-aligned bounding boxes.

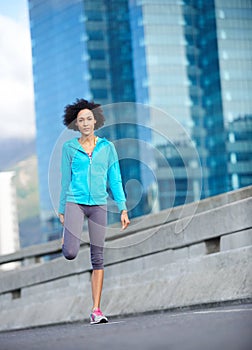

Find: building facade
[227,115,252,191]
[28,0,252,240]
[28,0,90,238]
[0,172,20,270]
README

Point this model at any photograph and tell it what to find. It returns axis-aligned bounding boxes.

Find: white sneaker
[90,308,108,324]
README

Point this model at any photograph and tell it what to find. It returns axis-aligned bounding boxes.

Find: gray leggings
[62,202,107,270]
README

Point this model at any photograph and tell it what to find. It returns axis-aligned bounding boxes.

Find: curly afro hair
[63,98,105,131]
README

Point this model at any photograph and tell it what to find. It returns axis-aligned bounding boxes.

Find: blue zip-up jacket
[59,137,127,214]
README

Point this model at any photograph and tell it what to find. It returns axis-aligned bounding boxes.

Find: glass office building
[28,0,91,239]
[214,0,252,189]
[227,115,252,191]
[129,0,204,209]
[128,0,252,205]
[28,0,252,241]
[28,0,152,240]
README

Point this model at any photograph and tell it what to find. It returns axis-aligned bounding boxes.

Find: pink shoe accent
[93,308,103,316]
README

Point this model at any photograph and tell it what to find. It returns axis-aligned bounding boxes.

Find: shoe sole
[90,318,108,325]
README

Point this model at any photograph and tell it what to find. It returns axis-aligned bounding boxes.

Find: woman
[58,99,130,324]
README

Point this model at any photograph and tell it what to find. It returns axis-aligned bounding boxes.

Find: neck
[79,133,95,144]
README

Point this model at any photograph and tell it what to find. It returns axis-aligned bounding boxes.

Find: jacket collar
[68,136,107,152]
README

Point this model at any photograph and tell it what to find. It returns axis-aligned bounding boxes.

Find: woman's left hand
[121,210,130,230]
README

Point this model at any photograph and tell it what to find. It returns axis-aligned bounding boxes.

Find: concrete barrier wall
[0,186,251,331]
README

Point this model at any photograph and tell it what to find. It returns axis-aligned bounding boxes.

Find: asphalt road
[0,304,251,350]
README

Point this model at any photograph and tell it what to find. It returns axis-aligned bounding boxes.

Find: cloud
[0,13,35,139]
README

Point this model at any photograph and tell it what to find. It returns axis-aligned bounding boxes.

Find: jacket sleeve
[107,143,127,212]
[58,143,72,214]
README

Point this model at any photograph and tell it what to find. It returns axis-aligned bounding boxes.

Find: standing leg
[91,269,104,311]
[62,202,84,260]
[87,205,107,311]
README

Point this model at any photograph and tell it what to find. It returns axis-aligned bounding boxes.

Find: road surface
[0,304,251,350]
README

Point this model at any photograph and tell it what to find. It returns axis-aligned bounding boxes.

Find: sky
[0,0,35,140]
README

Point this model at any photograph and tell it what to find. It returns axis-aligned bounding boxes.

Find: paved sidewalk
[0,304,251,350]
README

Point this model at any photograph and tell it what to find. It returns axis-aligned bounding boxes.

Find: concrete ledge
[0,246,251,331]
[1,197,251,294]
[220,229,252,251]
[102,246,252,316]
[0,187,251,331]
[1,185,251,265]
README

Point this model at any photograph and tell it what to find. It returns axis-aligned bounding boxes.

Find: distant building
[28,0,252,241]
[0,172,20,269]
[13,155,41,248]
[227,115,252,191]
[156,140,202,210]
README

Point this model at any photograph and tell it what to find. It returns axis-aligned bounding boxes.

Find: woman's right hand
[59,213,64,226]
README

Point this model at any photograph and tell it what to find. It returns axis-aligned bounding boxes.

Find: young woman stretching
[58,99,130,324]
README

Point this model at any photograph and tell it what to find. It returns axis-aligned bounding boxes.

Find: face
[75,109,96,136]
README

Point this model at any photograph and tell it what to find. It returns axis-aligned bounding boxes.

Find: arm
[58,143,72,217]
[108,143,130,229]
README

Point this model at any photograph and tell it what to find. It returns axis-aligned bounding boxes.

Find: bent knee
[62,245,78,260]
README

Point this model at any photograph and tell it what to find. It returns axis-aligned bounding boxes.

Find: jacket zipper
[85,137,98,204]
[88,152,92,203]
